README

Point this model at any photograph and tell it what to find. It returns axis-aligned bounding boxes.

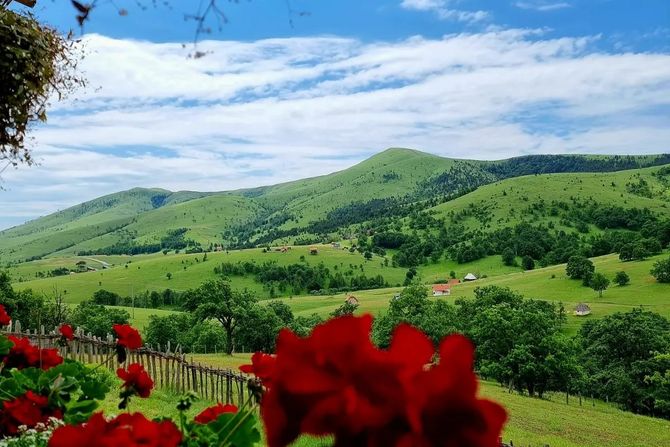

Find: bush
[651,257,670,283]
[614,271,630,286]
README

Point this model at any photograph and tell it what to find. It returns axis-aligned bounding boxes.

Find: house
[574,303,592,316]
[345,295,359,306]
[464,273,478,282]
[432,284,451,296]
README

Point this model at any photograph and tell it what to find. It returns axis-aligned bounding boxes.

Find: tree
[70,301,130,337]
[651,257,670,283]
[566,256,594,280]
[166,272,172,280]
[501,248,516,267]
[614,271,630,286]
[590,272,610,297]
[182,280,257,354]
[266,301,294,325]
[1,9,83,172]
[330,301,359,318]
[364,251,373,261]
[578,309,670,416]
[521,255,535,271]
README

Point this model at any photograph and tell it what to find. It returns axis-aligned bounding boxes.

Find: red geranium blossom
[257,315,507,447]
[240,352,276,386]
[4,335,63,370]
[117,363,154,398]
[0,304,11,326]
[59,324,74,341]
[48,412,182,447]
[194,402,238,424]
[113,324,142,349]
[0,391,62,436]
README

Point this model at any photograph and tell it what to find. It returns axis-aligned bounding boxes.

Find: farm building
[464,273,478,281]
[432,284,452,296]
[309,247,318,255]
[574,303,592,316]
[345,295,359,306]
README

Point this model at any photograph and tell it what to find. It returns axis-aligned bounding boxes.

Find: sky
[1,0,669,230]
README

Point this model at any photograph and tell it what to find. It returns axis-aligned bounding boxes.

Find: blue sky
[1,0,669,230]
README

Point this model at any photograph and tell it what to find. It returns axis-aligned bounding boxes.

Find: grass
[10,244,523,304]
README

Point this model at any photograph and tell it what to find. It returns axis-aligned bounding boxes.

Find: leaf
[0,335,13,356]
[209,410,261,447]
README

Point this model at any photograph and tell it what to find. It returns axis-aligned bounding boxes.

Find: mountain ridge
[2,148,670,263]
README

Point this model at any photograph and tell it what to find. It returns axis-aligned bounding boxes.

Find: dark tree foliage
[566,256,595,280]
[70,301,130,337]
[651,257,670,283]
[485,154,670,178]
[579,309,670,417]
[214,260,387,295]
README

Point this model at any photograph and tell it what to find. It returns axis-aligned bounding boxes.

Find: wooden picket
[3,321,251,405]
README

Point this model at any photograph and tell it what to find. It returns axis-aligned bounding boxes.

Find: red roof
[432,284,451,292]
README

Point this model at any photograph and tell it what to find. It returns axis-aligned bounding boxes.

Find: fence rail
[3,320,252,406]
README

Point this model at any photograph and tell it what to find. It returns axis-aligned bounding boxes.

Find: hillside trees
[651,257,670,283]
[614,271,630,286]
[70,301,130,337]
[182,279,256,354]
[578,309,670,417]
[566,256,595,281]
[590,272,610,297]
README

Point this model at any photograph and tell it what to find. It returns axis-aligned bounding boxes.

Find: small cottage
[464,273,478,281]
[432,284,451,296]
[574,303,592,316]
[345,295,359,306]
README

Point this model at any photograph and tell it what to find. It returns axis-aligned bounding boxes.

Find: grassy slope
[253,148,459,229]
[123,352,670,447]
[11,245,407,302]
[265,251,670,335]
[428,166,670,231]
[0,188,213,263]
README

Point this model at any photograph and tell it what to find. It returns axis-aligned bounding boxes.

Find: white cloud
[1,29,670,229]
[514,1,572,12]
[400,0,489,24]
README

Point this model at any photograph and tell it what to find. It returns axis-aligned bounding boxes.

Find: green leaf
[209,410,261,447]
[0,335,13,357]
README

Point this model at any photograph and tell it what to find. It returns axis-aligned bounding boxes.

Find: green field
[10,248,670,336]
[108,355,670,447]
[9,244,527,303]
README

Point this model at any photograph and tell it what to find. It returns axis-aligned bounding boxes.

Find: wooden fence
[3,321,253,407]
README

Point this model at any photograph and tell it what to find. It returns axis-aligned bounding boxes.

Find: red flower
[0,304,11,326]
[258,315,507,447]
[4,336,63,370]
[59,324,74,341]
[194,403,238,424]
[48,412,182,447]
[117,363,154,398]
[0,391,62,436]
[113,324,142,349]
[240,352,276,385]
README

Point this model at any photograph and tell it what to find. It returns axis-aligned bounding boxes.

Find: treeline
[90,288,184,309]
[372,284,670,419]
[78,228,204,256]
[486,154,670,178]
[213,260,388,296]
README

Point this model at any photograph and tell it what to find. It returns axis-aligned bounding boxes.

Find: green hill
[2,148,670,265]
